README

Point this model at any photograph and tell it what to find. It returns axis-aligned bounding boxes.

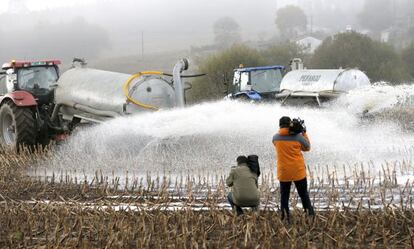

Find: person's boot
[305,207,315,223]
[236,206,244,216]
[281,210,290,224]
[251,206,259,215]
[307,206,315,216]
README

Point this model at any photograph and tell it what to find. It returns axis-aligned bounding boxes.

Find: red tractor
[0,60,66,149]
[0,58,191,150]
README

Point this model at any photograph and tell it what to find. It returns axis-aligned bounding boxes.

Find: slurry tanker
[228,58,371,105]
[275,59,371,106]
[0,58,190,149]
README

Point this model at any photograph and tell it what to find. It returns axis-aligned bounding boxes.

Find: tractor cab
[227,65,285,101]
[1,60,61,104]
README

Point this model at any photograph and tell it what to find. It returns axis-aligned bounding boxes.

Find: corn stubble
[1,148,414,248]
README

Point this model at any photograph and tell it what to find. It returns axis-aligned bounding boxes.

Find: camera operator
[272,116,314,221]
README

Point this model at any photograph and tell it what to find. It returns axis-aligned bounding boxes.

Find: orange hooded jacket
[272,128,310,182]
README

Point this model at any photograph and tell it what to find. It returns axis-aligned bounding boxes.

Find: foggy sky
[0,0,365,64]
[0,0,97,13]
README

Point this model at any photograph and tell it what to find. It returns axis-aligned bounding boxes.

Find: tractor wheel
[0,100,37,150]
[236,94,250,102]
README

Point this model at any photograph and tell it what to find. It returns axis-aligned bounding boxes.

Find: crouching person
[226,156,260,216]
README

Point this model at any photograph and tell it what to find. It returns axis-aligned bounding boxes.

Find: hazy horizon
[0,0,398,65]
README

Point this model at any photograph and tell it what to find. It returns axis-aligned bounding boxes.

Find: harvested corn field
[1,147,414,248]
[2,202,414,248]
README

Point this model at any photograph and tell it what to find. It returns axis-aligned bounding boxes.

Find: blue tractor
[226,65,285,101]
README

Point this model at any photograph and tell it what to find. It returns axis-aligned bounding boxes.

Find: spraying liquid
[35,84,414,182]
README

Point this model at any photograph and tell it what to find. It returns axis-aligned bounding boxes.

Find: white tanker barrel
[54,59,188,121]
[276,69,371,104]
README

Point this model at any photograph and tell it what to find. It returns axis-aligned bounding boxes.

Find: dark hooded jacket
[247,155,260,177]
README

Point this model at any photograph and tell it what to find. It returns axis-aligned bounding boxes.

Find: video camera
[289,118,306,135]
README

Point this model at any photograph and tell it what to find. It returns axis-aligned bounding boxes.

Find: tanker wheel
[0,100,37,150]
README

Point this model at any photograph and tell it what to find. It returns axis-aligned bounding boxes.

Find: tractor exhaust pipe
[173,58,189,108]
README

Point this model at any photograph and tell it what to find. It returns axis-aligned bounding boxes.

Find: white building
[296,36,322,54]
[380,29,391,43]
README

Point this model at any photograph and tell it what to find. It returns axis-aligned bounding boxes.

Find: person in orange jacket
[272,116,314,220]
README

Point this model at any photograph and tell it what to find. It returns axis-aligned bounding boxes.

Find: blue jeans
[227,193,244,215]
